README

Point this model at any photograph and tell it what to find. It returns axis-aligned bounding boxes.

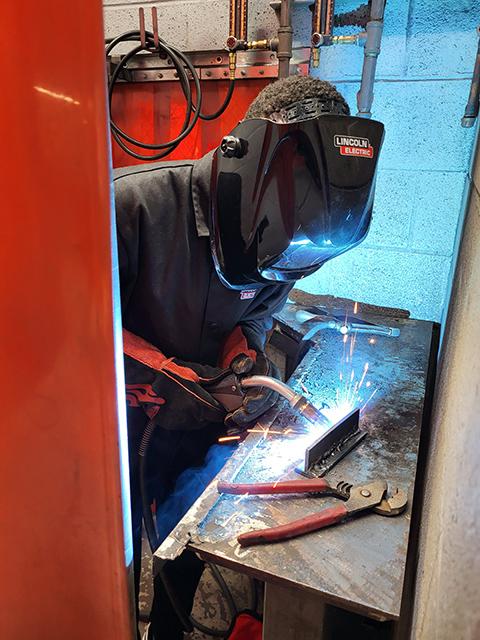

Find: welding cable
[106,31,235,160]
[108,36,201,161]
[138,419,240,637]
[248,577,259,612]
[138,418,161,552]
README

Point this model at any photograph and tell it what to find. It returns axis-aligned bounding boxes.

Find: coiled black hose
[106,31,235,160]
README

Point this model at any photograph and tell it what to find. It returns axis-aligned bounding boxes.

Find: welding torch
[295,310,400,341]
[208,372,330,428]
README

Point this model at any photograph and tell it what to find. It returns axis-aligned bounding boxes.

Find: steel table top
[156,299,437,621]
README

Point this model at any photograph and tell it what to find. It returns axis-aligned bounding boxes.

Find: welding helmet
[210,114,384,289]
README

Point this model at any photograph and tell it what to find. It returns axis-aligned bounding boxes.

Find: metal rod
[462,27,480,128]
[356,0,385,118]
[277,0,293,78]
[151,6,159,50]
[139,7,146,49]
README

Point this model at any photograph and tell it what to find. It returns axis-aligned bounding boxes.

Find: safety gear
[115,156,291,635]
[114,154,292,375]
[210,114,384,288]
[123,329,227,429]
[220,326,280,428]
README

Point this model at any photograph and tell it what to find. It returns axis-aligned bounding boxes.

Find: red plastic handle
[217,478,332,496]
[237,503,348,547]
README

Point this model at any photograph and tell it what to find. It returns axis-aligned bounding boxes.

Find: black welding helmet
[210,114,384,289]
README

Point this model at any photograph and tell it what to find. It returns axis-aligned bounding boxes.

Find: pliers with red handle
[217,478,407,547]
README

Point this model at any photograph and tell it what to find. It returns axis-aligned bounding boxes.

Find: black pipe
[462,28,480,128]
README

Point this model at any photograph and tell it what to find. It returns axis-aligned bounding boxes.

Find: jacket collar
[191,150,214,237]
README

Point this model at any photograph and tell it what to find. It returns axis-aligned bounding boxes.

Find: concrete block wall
[295,0,478,321]
[103,0,479,321]
[411,128,480,640]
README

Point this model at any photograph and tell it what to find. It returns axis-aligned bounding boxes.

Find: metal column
[0,1,134,638]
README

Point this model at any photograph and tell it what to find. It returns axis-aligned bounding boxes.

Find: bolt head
[220,135,245,158]
[360,489,371,497]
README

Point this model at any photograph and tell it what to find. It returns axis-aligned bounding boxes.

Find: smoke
[155,443,235,543]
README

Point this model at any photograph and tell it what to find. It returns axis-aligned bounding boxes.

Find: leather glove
[220,326,280,429]
[124,329,227,430]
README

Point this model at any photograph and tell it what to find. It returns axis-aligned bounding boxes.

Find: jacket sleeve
[219,285,294,368]
[113,172,141,314]
[238,284,294,352]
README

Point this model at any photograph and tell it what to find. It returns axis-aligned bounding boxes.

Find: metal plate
[156,299,437,621]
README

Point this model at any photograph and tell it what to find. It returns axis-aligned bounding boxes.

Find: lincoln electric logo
[334,135,374,159]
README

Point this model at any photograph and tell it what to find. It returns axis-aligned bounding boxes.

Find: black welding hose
[106,31,235,160]
[108,38,200,160]
[138,419,161,553]
[138,418,238,637]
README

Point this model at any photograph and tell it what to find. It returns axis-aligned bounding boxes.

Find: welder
[115,75,383,639]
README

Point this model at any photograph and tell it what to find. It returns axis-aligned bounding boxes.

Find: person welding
[114,74,384,639]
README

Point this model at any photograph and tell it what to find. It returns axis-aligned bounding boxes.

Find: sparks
[247,429,283,435]
[360,388,378,412]
[218,435,241,443]
[358,362,369,390]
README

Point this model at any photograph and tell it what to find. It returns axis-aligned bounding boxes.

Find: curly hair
[245,75,350,120]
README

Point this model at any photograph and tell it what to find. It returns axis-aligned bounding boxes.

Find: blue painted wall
[293,0,478,321]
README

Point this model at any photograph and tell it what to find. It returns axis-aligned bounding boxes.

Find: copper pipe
[312,0,322,35]
[239,0,248,42]
[325,0,335,36]
[229,0,236,39]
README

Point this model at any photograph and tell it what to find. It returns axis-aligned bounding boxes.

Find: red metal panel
[0,2,133,639]
[111,79,269,167]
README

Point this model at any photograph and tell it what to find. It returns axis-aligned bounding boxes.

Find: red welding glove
[123,329,227,430]
[220,326,280,429]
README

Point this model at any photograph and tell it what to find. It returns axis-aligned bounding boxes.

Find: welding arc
[106,31,235,160]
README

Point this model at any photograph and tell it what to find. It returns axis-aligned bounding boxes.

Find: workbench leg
[263,582,326,640]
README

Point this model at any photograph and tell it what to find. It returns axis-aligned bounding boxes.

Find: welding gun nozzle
[290,395,329,426]
[240,376,329,426]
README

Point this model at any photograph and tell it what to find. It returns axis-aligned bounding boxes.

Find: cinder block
[406,0,479,78]
[409,171,468,254]
[296,245,453,321]
[334,79,475,172]
[104,0,278,51]
[364,170,414,249]
[104,4,191,48]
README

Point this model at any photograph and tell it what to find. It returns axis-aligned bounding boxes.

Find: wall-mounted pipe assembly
[309,0,386,118]
[356,0,385,117]
[227,0,293,79]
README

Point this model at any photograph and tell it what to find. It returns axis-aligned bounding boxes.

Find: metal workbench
[156,297,438,637]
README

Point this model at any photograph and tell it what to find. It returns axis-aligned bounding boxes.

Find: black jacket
[114,152,292,382]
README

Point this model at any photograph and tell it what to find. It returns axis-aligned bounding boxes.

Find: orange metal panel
[0,2,134,640]
[111,79,270,167]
